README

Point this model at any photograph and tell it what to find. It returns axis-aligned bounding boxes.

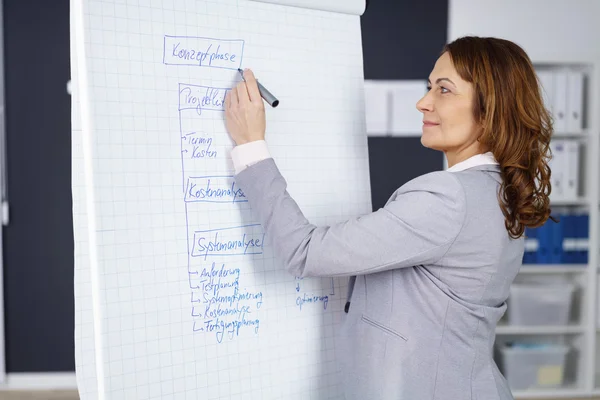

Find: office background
[1,0,599,398]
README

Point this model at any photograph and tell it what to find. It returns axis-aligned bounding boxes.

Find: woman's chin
[420,135,442,150]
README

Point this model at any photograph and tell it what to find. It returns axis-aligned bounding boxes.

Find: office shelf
[552,132,590,139]
[498,62,599,398]
[512,385,587,399]
[496,325,585,335]
[550,197,590,206]
[519,265,587,274]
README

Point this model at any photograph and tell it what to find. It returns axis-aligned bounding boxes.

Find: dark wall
[361,0,447,210]
[361,1,449,80]
[368,138,443,210]
[3,0,73,371]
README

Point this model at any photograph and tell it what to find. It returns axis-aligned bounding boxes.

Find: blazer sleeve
[235,158,467,278]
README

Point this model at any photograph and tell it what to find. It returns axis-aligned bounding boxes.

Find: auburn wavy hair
[443,36,555,239]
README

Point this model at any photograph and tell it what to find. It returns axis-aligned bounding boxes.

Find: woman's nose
[416,92,433,113]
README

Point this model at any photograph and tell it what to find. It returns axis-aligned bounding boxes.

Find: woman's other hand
[224,69,266,145]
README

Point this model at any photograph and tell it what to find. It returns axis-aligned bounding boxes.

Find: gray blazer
[236,158,524,400]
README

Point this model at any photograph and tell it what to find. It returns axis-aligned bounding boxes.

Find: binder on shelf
[560,214,576,264]
[548,139,581,203]
[574,213,589,264]
[549,140,567,202]
[523,226,538,264]
[536,70,555,116]
[550,218,563,264]
[560,214,577,264]
[535,220,553,264]
[522,212,589,265]
[566,71,584,134]
[536,68,586,135]
[564,140,580,200]
[552,71,568,134]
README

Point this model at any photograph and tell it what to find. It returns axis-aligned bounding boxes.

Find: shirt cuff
[231,140,272,174]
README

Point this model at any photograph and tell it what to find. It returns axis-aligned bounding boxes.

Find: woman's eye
[426,86,449,93]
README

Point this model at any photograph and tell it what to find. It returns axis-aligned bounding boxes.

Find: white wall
[448,0,600,63]
[448,0,600,142]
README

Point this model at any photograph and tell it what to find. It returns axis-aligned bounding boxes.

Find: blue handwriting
[179,84,228,115]
[185,176,246,203]
[182,132,217,159]
[199,315,260,343]
[191,225,265,259]
[163,36,244,69]
[296,293,329,311]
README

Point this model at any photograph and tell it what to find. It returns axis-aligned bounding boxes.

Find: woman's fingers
[223,68,267,146]
[242,69,262,104]
[225,89,232,110]
[236,81,250,104]
[230,85,239,105]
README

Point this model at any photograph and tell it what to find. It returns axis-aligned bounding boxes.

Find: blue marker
[237,68,279,108]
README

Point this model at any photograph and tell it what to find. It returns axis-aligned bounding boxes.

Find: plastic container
[508,283,575,325]
[499,343,569,390]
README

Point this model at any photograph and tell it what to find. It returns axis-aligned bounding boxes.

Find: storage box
[499,344,569,390]
[508,283,575,325]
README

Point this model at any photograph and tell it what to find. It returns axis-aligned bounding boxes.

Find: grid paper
[71,0,372,399]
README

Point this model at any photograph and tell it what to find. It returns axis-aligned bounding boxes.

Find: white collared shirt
[231,140,272,174]
[231,140,271,175]
[446,151,499,172]
[231,140,499,174]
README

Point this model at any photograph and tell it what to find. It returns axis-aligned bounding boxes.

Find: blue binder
[575,214,589,264]
[561,214,576,263]
[523,226,538,264]
[536,221,553,264]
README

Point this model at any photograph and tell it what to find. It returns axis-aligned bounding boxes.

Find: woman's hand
[224,69,266,145]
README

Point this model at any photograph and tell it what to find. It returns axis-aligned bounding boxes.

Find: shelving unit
[518,265,588,274]
[512,385,589,399]
[551,198,591,207]
[496,325,585,335]
[493,63,600,398]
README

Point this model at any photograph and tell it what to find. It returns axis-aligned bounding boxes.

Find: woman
[224,36,553,400]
